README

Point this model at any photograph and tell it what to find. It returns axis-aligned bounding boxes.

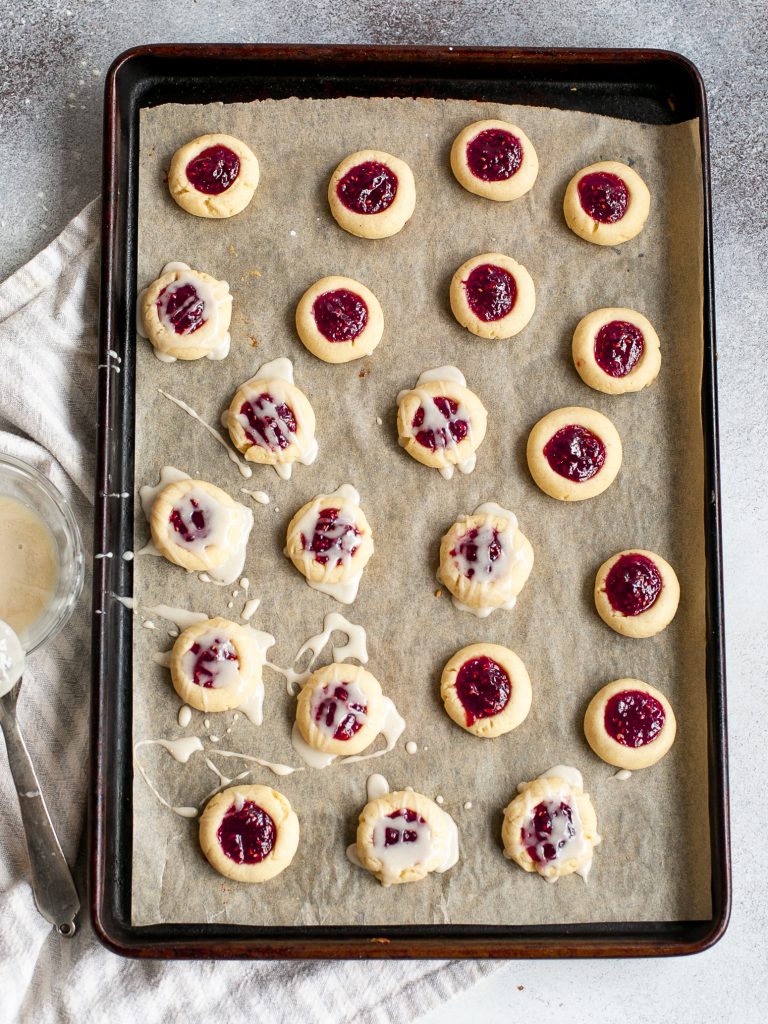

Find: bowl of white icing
[0,452,84,653]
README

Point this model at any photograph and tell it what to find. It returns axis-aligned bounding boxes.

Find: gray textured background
[2,1,766,1021]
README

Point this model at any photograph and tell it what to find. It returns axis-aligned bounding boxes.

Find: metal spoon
[0,624,79,935]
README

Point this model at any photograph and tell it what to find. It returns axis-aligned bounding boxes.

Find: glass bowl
[0,452,85,653]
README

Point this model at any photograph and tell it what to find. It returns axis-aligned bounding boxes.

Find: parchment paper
[131,97,709,927]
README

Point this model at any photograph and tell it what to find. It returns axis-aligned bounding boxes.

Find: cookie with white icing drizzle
[354,790,459,886]
[284,485,374,604]
[138,263,232,362]
[501,767,600,882]
[199,784,299,883]
[170,616,265,713]
[150,478,253,583]
[440,643,531,738]
[296,663,385,756]
[225,357,317,477]
[168,133,260,219]
[397,366,487,479]
[437,502,533,616]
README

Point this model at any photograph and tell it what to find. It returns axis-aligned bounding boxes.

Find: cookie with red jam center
[295,275,384,364]
[451,119,539,201]
[572,307,661,395]
[441,643,532,738]
[450,252,536,339]
[527,406,622,501]
[168,133,260,219]
[584,679,677,770]
[328,149,416,239]
[564,160,650,245]
[594,548,680,638]
[296,663,386,757]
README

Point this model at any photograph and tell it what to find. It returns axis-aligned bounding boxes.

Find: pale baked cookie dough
[328,150,416,239]
[502,767,600,882]
[450,119,538,201]
[168,133,259,219]
[584,679,677,771]
[450,253,535,340]
[573,308,661,394]
[284,485,374,604]
[354,790,458,886]
[594,549,680,638]
[397,366,487,479]
[296,663,385,757]
[295,276,384,363]
[564,160,650,246]
[441,643,532,738]
[138,262,232,362]
[170,616,264,713]
[226,357,317,477]
[527,406,622,501]
[150,478,253,582]
[437,502,534,617]
[199,784,299,883]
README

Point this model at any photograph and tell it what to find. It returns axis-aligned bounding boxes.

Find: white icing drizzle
[0,621,25,698]
[405,741,418,755]
[133,737,204,819]
[122,550,135,561]
[143,620,156,630]
[207,748,300,777]
[290,697,405,770]
[310,679,369,739]
[178,705,192,728]
[152,651,172,668]
[239,577,250,591]
[538,764,584,790]
[241,597,261,621]
[241,489,270,505]
[111,594,135,611]
[398,366,477,480]
[614,769,632,781]
[158,389,253,479]
[292,611,369,674]
[235,687,265,726]
[449,501,532,618]
[463,801,473,810]
[306,573,362,604]
[144,604,208,632]
[289,723,336,769]
[139,466,191,522]
[254,356,295,383]
[291,485,364,604]
[367,773,389,800]
[180,630,240,690]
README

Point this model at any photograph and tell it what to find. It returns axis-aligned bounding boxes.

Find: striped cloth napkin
[0,200,496,1023]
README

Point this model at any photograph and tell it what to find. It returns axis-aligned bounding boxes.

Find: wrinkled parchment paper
[131,97,709,927]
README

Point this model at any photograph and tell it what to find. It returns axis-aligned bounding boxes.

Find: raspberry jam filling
[185,144,240,195]
[594,320,645,377]
[466,128,523,182]
[455,656,511,726]
[384,808,427,847]
[336,161,398,215]
[240,393,297,450]
[451,525,504,580]
[604,552,662,616]
[577,171,629,224]
[463,264,517,322]
[169,497,209,544]
[604,689,666,748]
[314,683,368,741]
[521,800,576,864]
[412,397,469,451]
[312,289,369,342]
[189,637,238,688]
[217,801,276,864]
[156,282,206,335]
[301,507,360,567]
[544,424,606,482]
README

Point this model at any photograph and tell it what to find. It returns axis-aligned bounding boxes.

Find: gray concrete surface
[2,2,766,1021]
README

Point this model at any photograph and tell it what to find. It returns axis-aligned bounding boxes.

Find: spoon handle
[0,708,80,935]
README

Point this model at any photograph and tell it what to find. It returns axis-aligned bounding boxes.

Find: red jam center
[189,638,238,688]
[312,289,368,342]
[455,656,511,726]
[240,393,296,450]
[463,264,517,322]
[577,171,629,224]
[185,144,240,195]
[604,689,666,747]
[544,424,606,482]
[301,507,360,567]
[594,320,645,377]
[604,552,662,616]
[217,801,276,864]
[336,161,398,215]
[450,527,503,580]
[466,128,523,182]
[156,282,206,335]
[169,498,208,543]
[521,801,575,864]
[315,684,367,741]
[412,396,469,451]
[384,808,426,847]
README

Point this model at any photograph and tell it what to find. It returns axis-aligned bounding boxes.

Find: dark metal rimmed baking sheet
[91,43,729,959]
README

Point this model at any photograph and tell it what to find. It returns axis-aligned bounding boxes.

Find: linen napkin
[0,200,497,1023]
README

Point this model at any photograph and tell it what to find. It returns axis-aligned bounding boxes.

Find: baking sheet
[131,97,708,927]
